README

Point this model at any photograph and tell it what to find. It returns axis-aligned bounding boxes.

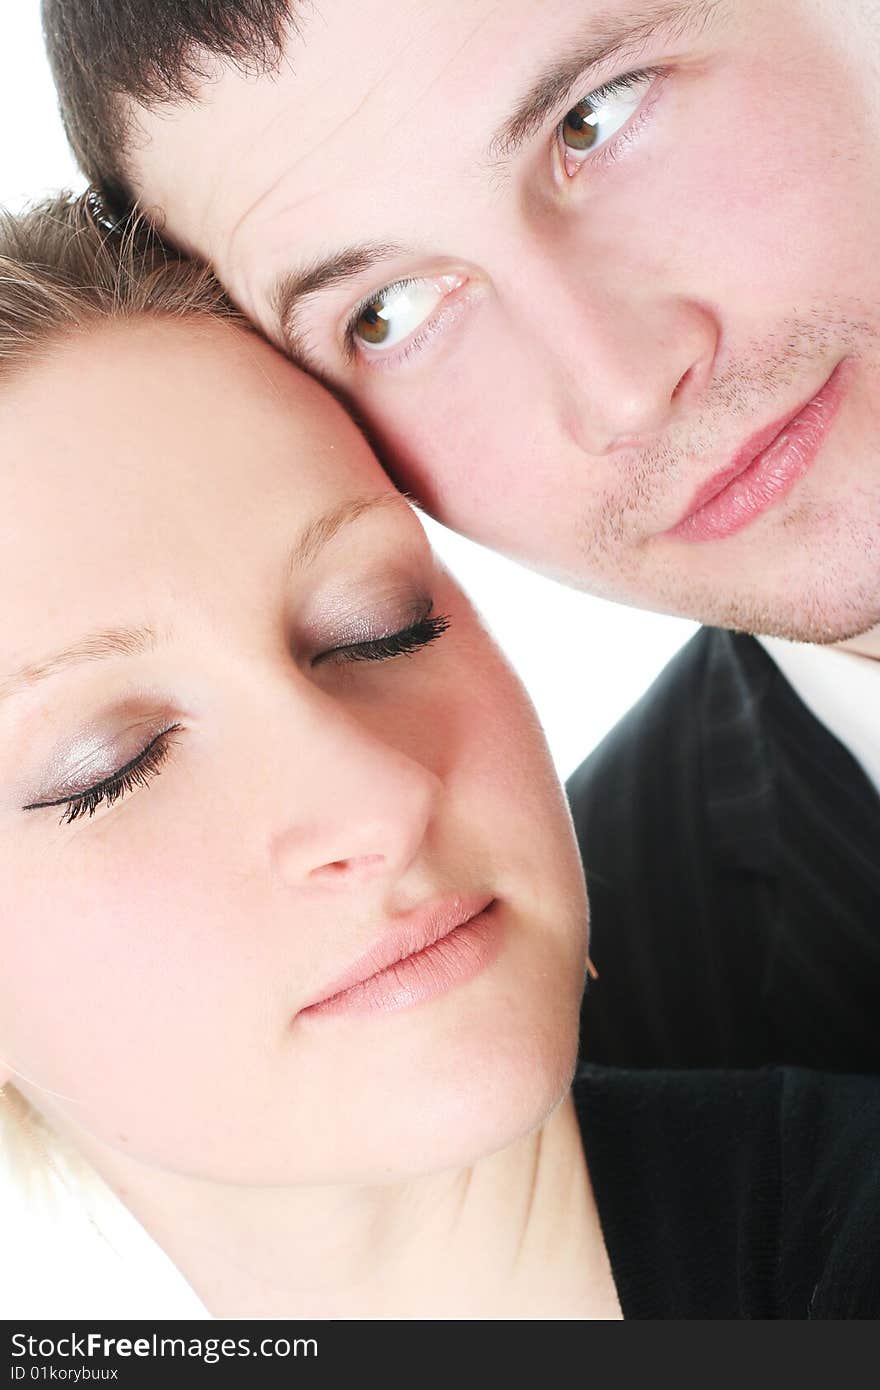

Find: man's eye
[350,274,463,354]
[557,69,658,177]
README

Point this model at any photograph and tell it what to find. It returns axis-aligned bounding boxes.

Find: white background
[0,1,695,1317]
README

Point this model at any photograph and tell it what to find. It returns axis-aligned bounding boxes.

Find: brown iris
[355,299,390,345]
[561,100,599,151]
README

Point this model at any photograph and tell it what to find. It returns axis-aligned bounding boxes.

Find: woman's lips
[297,895,502,1019]
[668,361,849,542]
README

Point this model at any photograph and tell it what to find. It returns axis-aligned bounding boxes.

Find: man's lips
[667,362,849,541]
[296,892,499,1018]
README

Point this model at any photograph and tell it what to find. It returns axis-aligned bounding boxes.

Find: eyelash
[552,66,664,189]
[342,278,419,362]
[342,65,663,363]
[343,292,466,369]
[24,725,183,826]
[556,66,661,155]
[314,611,451,664]
[24,614,451,825]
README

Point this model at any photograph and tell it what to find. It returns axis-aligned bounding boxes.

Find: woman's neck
[76,1091,620,1320]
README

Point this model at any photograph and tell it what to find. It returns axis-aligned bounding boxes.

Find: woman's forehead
[0,319,399,650]
[0,317,384,513]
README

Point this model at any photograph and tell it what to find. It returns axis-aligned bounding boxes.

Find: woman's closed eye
[23,724,183,825]
[313,609,451,666]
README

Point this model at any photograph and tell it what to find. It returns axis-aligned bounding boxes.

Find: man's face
[131,0,880,642]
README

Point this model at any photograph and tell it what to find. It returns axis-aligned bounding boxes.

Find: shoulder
[566,628,784,878]
[567,626,715,806]
[774,1069,880,1318]
[572,1066,880,1319]
[567,627,776,811]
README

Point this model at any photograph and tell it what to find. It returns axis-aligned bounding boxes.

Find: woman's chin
[404,1025,581,1179]
[296,1006,584,1185]
[54,930,589,1190]
[295,939,586,1182]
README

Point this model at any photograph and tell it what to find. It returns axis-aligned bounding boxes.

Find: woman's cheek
[444,617,564,815]
[0,834,217,1117]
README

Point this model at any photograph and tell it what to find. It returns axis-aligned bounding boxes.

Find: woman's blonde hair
[0,189,245,381]
[0,188,244,1188]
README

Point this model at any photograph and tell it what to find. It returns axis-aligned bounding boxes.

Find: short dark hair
[41,1,296,207]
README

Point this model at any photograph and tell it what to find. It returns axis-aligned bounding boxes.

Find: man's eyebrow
[269,2,723,349]
[271,242,407,362]
[286,492,414,575]
[0,625,161,703]
[487,0,721,165]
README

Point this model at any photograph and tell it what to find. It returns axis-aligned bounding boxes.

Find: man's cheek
[357,387,510,518]
[364,372,572,544]
[694,58,875,292]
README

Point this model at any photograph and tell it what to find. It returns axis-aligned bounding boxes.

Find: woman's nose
[268,706,442,891]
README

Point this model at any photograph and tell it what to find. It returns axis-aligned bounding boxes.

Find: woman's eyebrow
[0,625,161,703]
[286,492,413,575]
[0,500,412,703]
[487,0,723,166]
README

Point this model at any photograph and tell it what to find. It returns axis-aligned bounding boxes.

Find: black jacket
[568,628,880,1071]
[574,1063,880,1318]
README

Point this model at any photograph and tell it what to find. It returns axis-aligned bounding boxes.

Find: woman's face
[0,320,588,1186]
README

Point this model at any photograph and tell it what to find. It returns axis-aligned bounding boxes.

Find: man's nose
[514,273,718,456]
[268,695,442,891]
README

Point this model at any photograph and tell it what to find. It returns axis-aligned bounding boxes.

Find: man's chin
[735,614,880,647]
[685,593,880,647]
[604,519,880,644]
